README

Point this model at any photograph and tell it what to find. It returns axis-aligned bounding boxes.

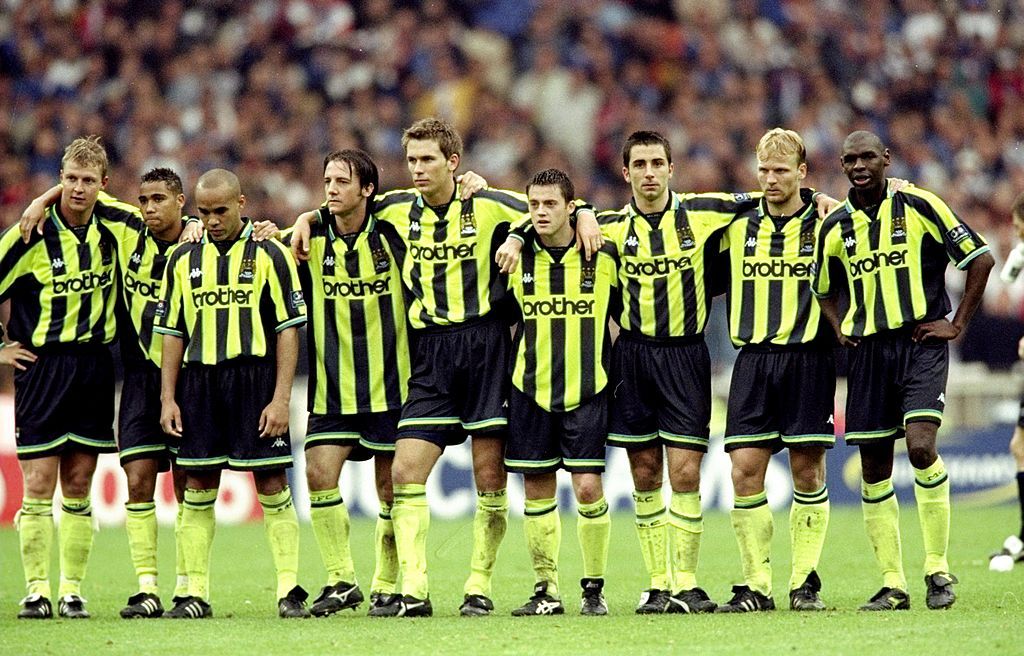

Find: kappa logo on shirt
[323,255,335,267]
[843,236,857,249]
[130,252,143,265]
[745,237,758,249]
[50,258,65,270]
[189,268,202,279]
[522,273,534,284]
[624,235,640,248]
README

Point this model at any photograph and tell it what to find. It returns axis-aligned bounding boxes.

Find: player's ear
[238,194,246,209]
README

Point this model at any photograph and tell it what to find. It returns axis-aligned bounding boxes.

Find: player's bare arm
[913,250,995,343]
[19,183,62,241]
[818,295,859,347]
[159,334,186,437]
[259,326,298,438]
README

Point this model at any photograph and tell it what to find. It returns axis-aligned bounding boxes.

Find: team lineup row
[0,117,993,620]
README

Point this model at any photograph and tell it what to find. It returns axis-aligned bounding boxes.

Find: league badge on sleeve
[290,290,305,309]
[946,224,971,245]
[154,299,168,318]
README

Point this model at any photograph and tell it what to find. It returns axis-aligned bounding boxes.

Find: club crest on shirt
[891,215,907,240]
[676,225,696,250]
[800,229,816,255]
[238,258,256,283]
[373,247,391,273]
[580,265,596,292]
[460,207,476,237]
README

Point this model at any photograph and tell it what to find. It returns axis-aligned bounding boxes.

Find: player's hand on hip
[457,171,488,199]
[495,237,523,274]
[0,342,37,371]
[252,220,280,241]
[913,319,959,343]
[259,399,290,438]
[161,400,183,438]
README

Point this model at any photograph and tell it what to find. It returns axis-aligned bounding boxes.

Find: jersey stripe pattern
[367,186,527,328]
[154,222,306,364]
[291,217,411,414]
[597,191,757,337]
[722,195,821,346]
[812,186,990,338]
[0,205,117,347]
[510,237,619,412]
[94,191,179,368]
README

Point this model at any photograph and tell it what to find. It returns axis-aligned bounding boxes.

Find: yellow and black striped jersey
[597,191,758,337]
[812,186,990,338]
[0,204,117,347]
[721,192,824,346]
[359,185,528,329]
[154,221,306,364]
[284,216,411,415]
[92,191,180,368]
[509,236,619,412]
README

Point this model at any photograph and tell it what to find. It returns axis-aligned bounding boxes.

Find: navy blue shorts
[118,363,174,468]
[505,388,607,474]
[305,410,401,461]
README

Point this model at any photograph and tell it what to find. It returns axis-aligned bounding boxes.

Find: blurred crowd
[3,0,1024,361]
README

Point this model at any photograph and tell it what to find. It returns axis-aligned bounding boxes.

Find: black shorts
[397,317,510,449]
[177,358,293,471]
[724,345,836,452]
[118,363,173,468]
[305,410,401,461]
[845,329,947,445]
[14,345,116,460]
[505,388,607,474]
[608,332,711,452]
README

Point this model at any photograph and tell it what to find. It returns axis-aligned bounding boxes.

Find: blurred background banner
[2,1,1024,523]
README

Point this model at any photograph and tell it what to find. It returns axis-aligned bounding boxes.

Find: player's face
[623,144,673,205]
[60,162,106,215]
[324,160,372,218]
[841,137,889,193]
[528,184,575,241]
[195,183,245,241]
[138,180,185,236]
[405,138,458,199]
[757,153,806,207]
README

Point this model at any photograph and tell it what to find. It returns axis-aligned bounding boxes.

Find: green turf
[1,506,1020,655]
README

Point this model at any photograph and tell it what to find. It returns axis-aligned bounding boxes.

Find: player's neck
[634,192,670,216]
[538,224,574,249]
[59,199,93,227]
[851,180,886,208]
[152,221,183,243]
[422,178,456,208]
[765,195,804,217]
[333,205,368,235]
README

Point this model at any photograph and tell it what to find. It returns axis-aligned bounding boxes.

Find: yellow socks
[669,491,703,592]
[577,497,610,580]
[309,487,356,585]
[181,488,217,600]
[523,497,561,595]
[730,491,773,596]
[259,487,300,599]
[464,489,509,597]
[914,456,951,575]
[862,478,905,590]
[633,488,669,591]
[789,486,830,590]
[125,501,159,594]
[392,483,429,598]
[371,501,399,594]
[58,497,93,598]
[174,504,188,599]
[18,497,53,597]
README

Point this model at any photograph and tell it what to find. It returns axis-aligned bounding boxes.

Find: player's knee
[391,458,419,486]
[1010,429,1024,466]
[574,478,603,505]
[59,471,94,499]
[906,443,937,470]
[792,466,824,493]
[630,453,663,489]
[304,459,337,491]
[22,468,58,499]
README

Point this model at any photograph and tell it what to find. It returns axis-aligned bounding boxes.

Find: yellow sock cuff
[633,488,666,520]
[578,497,609,519]
[309,487,343,508]
[379,502,393,520]
[258,488,293,514]
[126,502,156,514]
[21,498,53,516]
[670,491,702,518]
[525,497,558,516]
[793,486,829,505]
[914,456,948,488]
[478,489,509,510]
[862,479,895,502]
[61,497,91,515]
[184,488,218,509]
[394,483,427,503]
[733,491,768,510]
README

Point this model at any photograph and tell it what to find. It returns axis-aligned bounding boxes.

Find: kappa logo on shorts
[937,393,945,403]
[271,438,287,449]
[827,414,834,424]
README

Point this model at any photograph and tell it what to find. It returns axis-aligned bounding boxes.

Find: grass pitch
[1,506,1021,655]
